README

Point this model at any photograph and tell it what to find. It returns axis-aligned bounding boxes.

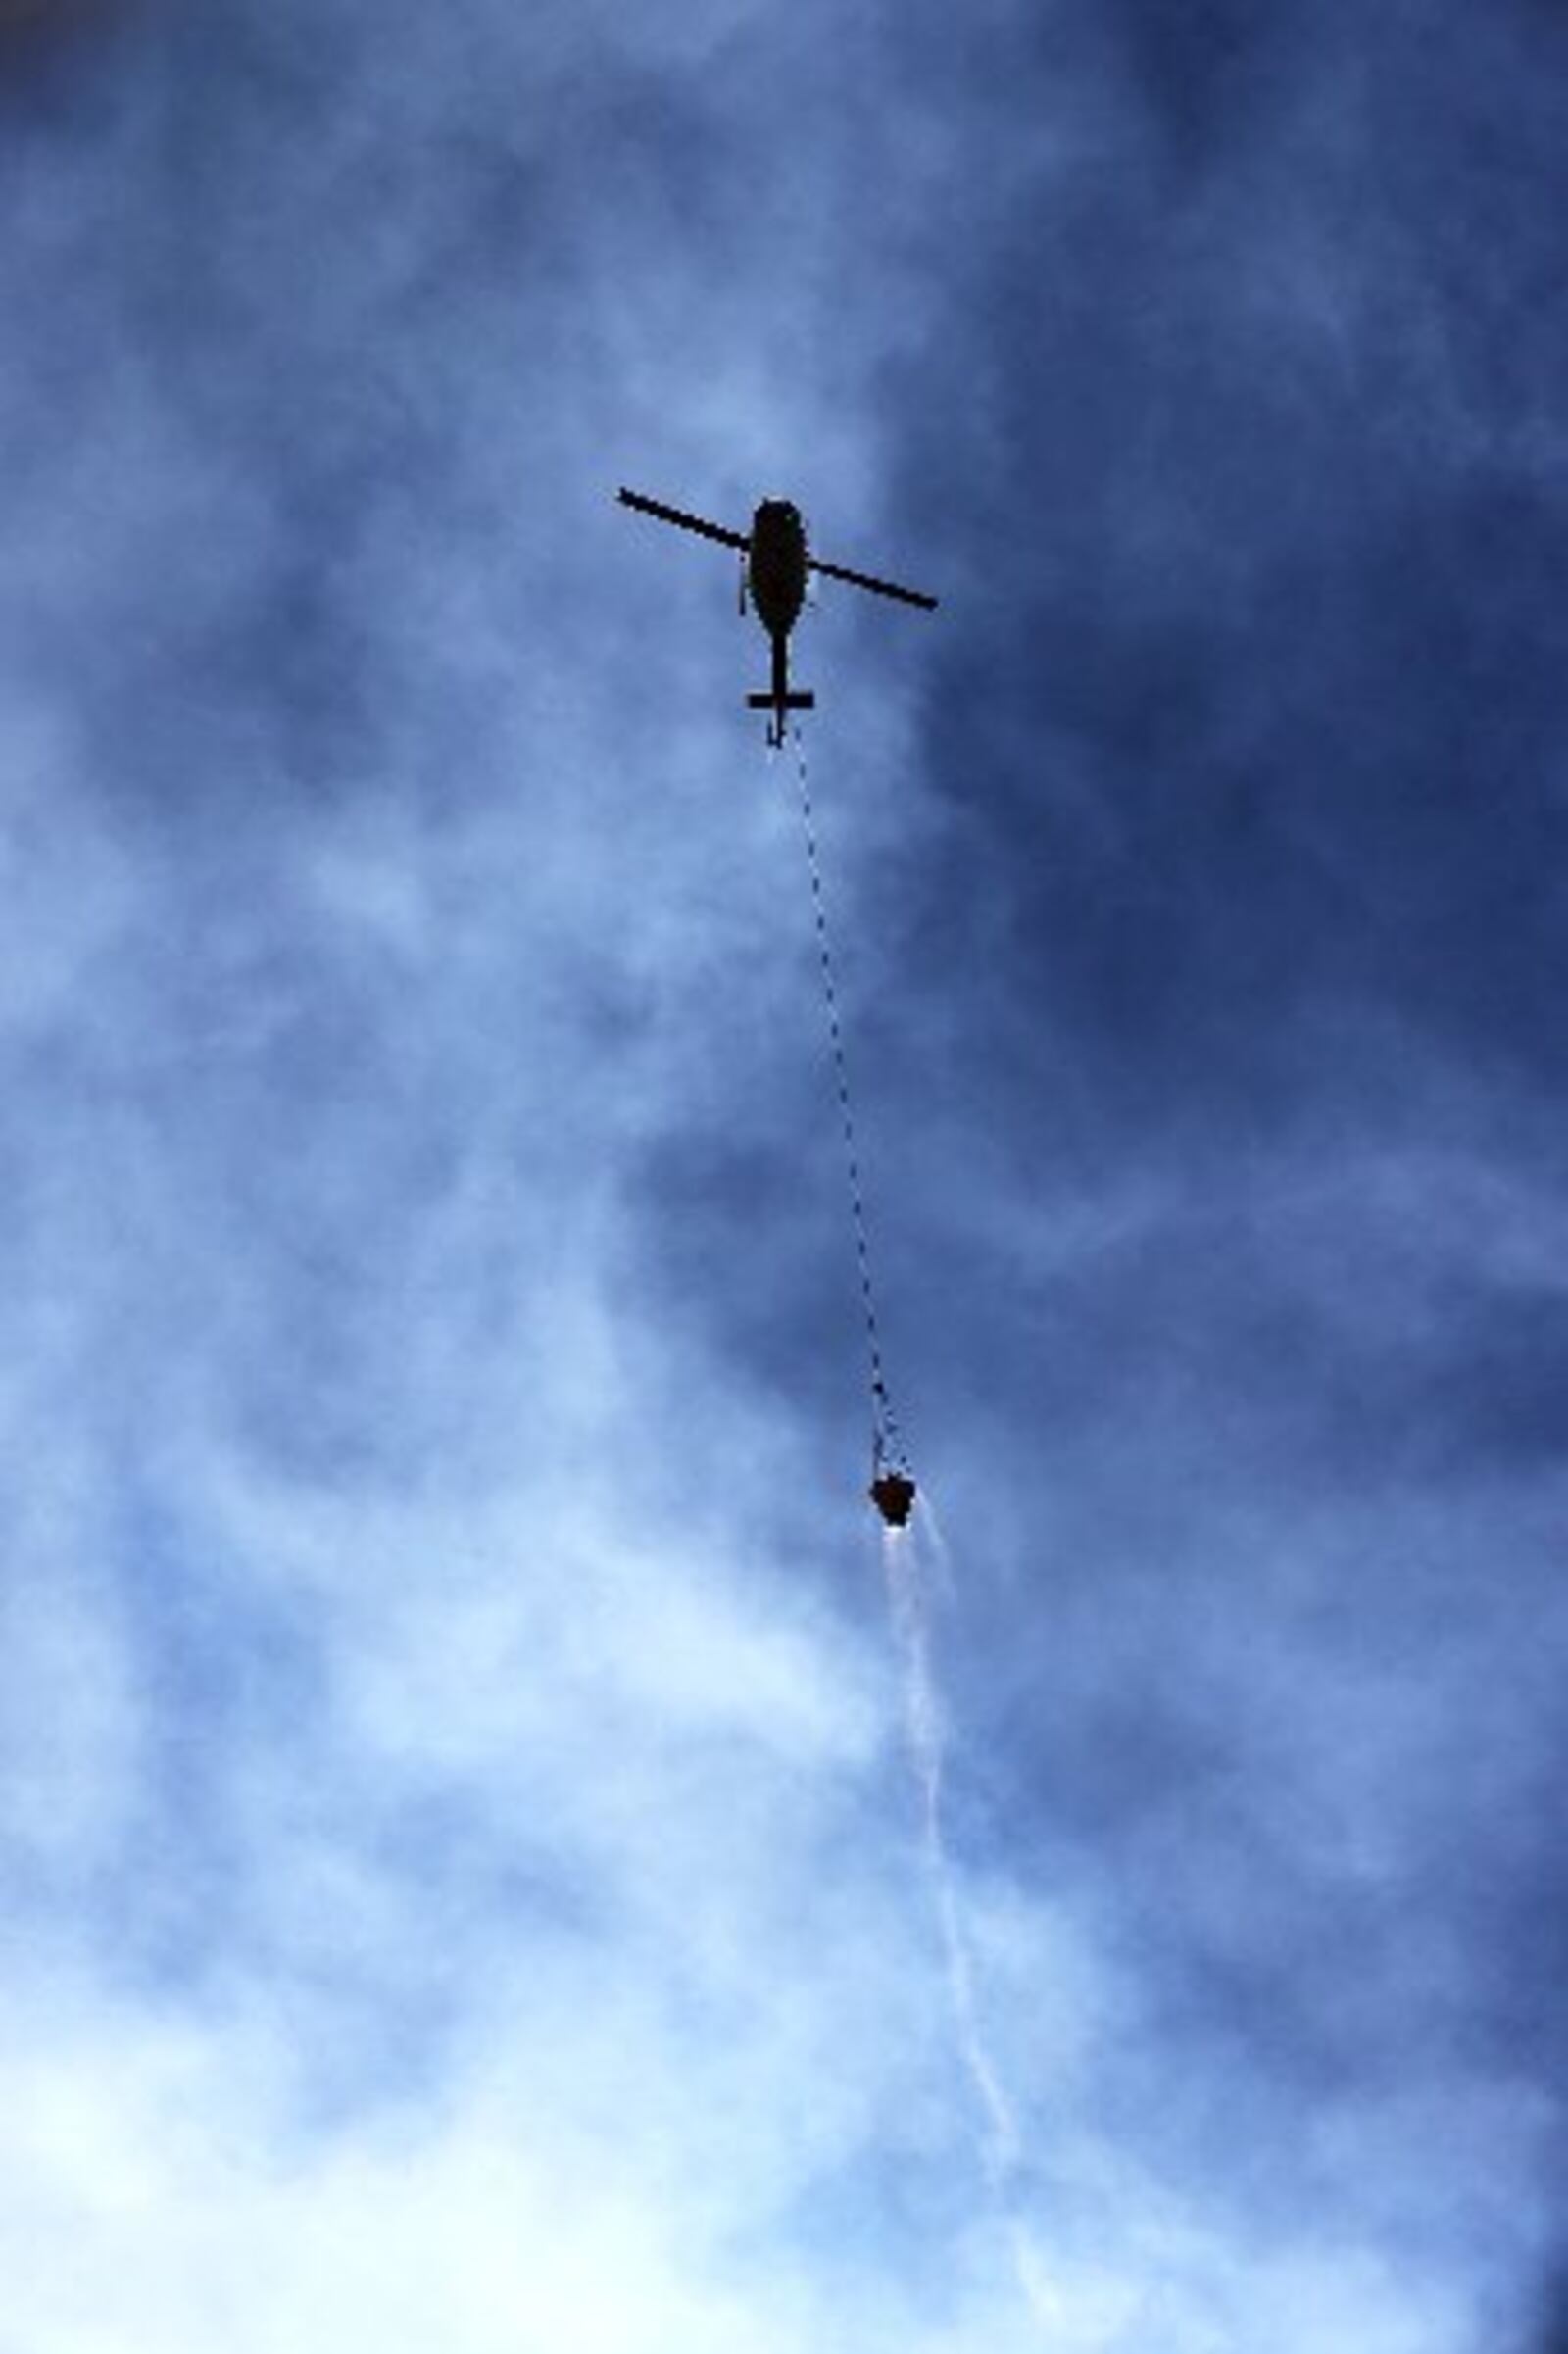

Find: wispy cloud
[3,0,1566,2346]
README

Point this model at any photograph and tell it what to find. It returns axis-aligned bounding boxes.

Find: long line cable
[785,724,906,1474]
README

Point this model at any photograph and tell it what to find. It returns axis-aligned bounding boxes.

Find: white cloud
[0,5,1556,2349]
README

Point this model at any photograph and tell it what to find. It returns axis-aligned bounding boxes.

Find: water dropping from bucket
[869,1466,917,1529]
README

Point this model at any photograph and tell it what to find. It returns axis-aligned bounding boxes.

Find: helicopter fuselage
[745,500,808,639]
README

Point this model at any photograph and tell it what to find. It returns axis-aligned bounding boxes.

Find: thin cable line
[786,726,905,1470]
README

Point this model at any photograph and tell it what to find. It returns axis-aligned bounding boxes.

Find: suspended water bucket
[869,1468,916,1529]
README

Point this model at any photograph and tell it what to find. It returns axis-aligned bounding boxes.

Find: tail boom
[748,631,813,745]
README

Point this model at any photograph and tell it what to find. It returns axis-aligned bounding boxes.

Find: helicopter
[617,488,938,746]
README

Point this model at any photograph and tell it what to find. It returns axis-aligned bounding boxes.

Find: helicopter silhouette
[617,488,938,746]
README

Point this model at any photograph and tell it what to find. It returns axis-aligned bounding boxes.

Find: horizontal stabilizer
[748,690,815,711]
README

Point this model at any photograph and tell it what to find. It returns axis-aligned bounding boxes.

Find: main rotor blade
[617,488,750,553]
[807,554,938,610]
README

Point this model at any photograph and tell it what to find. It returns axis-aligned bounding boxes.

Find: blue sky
[2,3,1566,2348]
